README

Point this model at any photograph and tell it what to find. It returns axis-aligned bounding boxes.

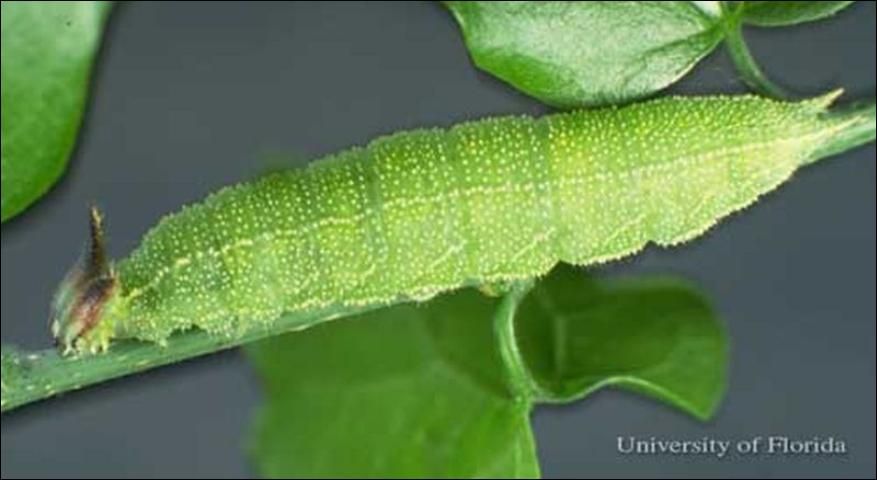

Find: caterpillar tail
[50,206,122,355]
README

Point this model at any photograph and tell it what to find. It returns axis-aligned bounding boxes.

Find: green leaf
[515,266,727,420]
[247,290,540,479]
[444,1,725,108]
[247,266,727,477]
[742,1,855,27]
[1,1,112,222]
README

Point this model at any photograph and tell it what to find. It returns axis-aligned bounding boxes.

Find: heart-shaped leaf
[515,267,727,420]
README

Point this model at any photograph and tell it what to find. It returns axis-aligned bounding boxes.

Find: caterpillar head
[51,207,119,355]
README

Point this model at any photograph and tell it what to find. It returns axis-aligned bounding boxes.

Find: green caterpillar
[51,91,872,354]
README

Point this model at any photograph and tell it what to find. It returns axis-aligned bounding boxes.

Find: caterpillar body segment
[50,92,860,353]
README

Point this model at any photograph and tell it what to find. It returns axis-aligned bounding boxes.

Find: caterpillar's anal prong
[88,205,110,278]
[50,207,119,355]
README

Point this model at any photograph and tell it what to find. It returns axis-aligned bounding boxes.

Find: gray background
[1,1,874,478]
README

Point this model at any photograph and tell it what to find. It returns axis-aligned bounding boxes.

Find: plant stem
[723,9,789,99]
[493,281,545,402]
[1,303,382,413]
[3,281,552,412]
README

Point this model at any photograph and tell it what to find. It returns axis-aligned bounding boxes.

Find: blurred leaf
[247,290,540,479]
[516,266,727,420]
[1,1,112,222]
[248,266,728,477]
[444,1,725,108]
[742,1,855,27]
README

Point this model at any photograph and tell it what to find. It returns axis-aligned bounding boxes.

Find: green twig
[723,6,789,99]
[1,303,382,413]
[3,281,551,412]
[493,280,547,402]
